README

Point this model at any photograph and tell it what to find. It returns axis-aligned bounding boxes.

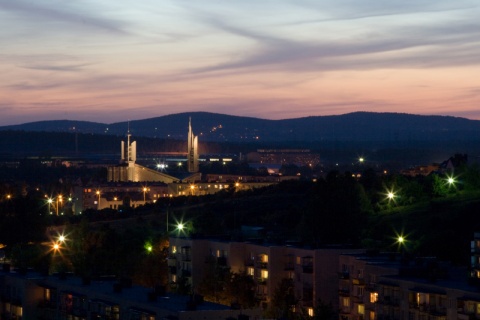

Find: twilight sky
[1,0,480,125]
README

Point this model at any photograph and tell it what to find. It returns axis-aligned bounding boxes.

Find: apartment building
[338,252,480,320]
[168,237,360,315]
[0,267,262,320]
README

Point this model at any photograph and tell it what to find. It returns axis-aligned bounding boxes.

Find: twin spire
[121,117,199,173]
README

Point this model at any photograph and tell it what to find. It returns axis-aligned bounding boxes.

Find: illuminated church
[107,119,200,183]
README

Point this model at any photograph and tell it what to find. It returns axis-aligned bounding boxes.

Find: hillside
[2,112,480,142]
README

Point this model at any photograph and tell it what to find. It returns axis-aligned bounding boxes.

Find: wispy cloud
[0,0,127,34]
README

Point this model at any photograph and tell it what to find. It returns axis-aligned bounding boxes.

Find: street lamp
[58,195,63,215]
[96,190,101,210]
[143,187,147,203]
[385,187,397,203]
[47,198,53,215]
[58,235,66,243]
[395,233,407,255]
[446,175,456,187]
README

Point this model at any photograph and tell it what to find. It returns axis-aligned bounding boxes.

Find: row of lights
[385,174,457,203]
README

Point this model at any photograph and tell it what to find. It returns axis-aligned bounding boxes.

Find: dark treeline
[2,130,480,170]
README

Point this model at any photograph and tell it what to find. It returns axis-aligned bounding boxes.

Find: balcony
[217,256,227,266]
[339,289,350,297]
[302,264,313,274]
[181,254,191,262]
[167,258,177,267]
[38,299,57,309]
[284,262,295,270]
[378,296,400,306]
[245,259,255,267]
[352,278,365,285]
[255,293,267,301]
[365,284,377,292]
[256,261,268,269]
[428,305,447,316]
[457,311,476,320]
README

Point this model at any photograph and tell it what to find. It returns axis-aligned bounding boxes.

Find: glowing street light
[47,198,53,214]
[143,187,148,203]
[96,190,101,210]
[145,243,153,253]
[387,192,395,201]
[446,175,456,187]
[177,223,184,231]
[394,233,407,254]
[359,157,365,163]
[58,235,66,243]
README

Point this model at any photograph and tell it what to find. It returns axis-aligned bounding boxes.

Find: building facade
[338,252,480,320]
[168,237,360,315]
[0,268,262,320]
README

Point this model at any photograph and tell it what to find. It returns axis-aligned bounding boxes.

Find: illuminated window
[296,256,301,264]
[358,304,365,315]
[45,288,51,301]
[370,311,376,319]
[172,246,177,254]
[308,307,314,317]
[172,274,177,283]
[342,297,350,307]
[247,267,254,276]
[261,270,268,279]
[370,292,378,303]
[261,254,269,263]
[476,303,480,315]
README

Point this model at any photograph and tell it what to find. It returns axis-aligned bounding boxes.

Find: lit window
[308,307,314,317]
[262,254,269,263]
[247,267,254,276]
[370,292,378,303]
[358,304,365,315]
[296,256,301,264]
[342,297,350,307]
[261,270,268,279]
[172,274,177,283]
[172,246,177,254]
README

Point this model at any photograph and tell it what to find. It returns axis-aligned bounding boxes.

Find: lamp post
[58,195,63,215]
[143,187,147,203]
[47,198,53,215]
[56,196,60,216]
[96,190,101,210]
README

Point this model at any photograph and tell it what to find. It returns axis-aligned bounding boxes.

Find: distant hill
[2,112,480,142]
